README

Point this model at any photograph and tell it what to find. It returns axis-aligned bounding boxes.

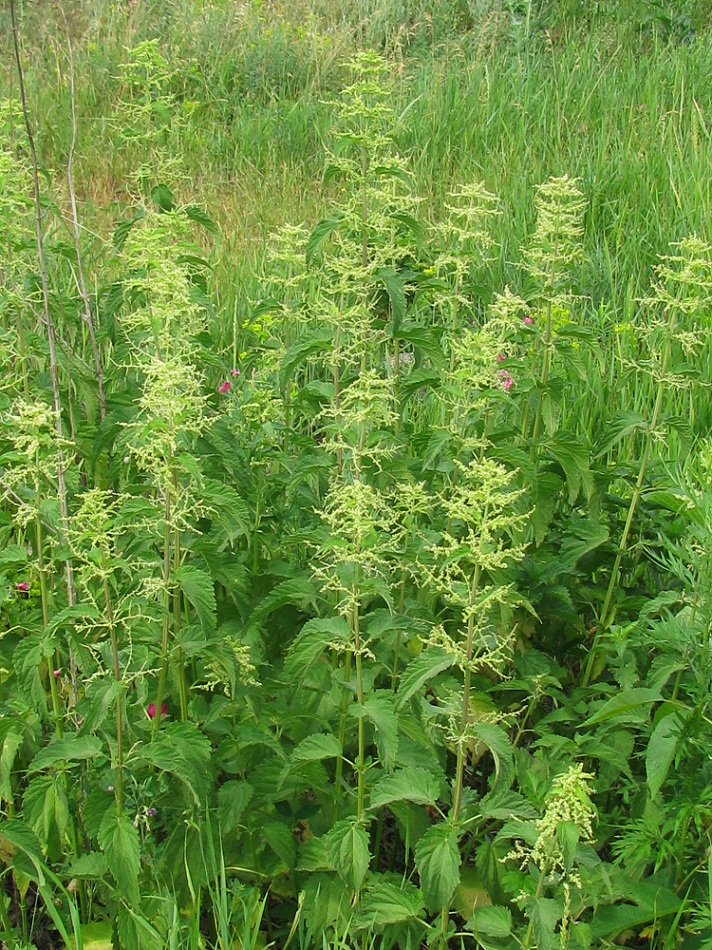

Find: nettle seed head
[634,236,712,371]
[433,180,501,287]
[264,223,312,299]
[117,40,185,191]
[531,764,596,877]
[428,458,528,585]
[644,235,712,319]
[329,51,395,145]
[314,476,399,616]
[1,399,64,527]
[523,175,586,302]
[68,489,127,580]
[121,214,207,355]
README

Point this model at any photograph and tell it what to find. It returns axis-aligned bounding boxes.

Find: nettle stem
[36,512,62,737]
[102,575,124,815]
[173,470,188,721]
[352,581,366,822]
[153,489,172,737]
[440,532,486,950]
[452,564,481,825]
[59,2,105,421]
[522,861,549,950]
[333,649,353,824]
[530,286,555,451]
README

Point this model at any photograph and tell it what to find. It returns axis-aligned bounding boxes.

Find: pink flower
[53,669,61,678]
[523,315,534,325]
[218,380,231,394]
[230,368,241,377]
[148,702,168,719]
[15,581,30,592]
[497,353,505,362]
[500,370,513,391]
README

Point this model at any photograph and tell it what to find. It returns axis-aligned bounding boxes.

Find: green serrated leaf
[376,267,407,332]
[113,212,144,251]
[183,204,219,235]
[525,896,562,950]
[470,904,512,938]
[151,183,174,212]
[280,329,333,392]
[140,722,212,804]
[543,430,592,503]
[355,693,398,771]
[594,410,647,458]
[29,736,104,773]
[65,852,108,879]
[415,824,461,913]
[263,820,297,869]
[23,775,69,848]
[306,212,344,266]
[353,879,424,931]
[291,733,342,763]
[326,819,370,890]
[98,813,140,906]
[471,723,513,790]
[283,617,350,682]
[582,688,661,727]
[217,781,253,834]
[590,878,680,940]
[369,767,439,811]
[397,648,454,709]
[646,711,687,799]
[173,566,217,632]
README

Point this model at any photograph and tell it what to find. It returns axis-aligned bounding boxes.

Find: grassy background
[3,0,712,387]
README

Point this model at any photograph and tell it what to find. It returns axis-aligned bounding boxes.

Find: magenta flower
[53,669,61,678]
[497,353,505,362]
[218,380,231,394]
[147,702,168,719]
[230,368,241,377]
[500,370,513,391]
[15,581,30,592]
[523,315,534,325]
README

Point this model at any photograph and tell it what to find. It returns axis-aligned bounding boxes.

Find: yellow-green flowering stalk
[422,456,528,948]
[119,211,213,730]
[508,764,596,950]
[521,175,586,447]
[0,100,34,361]
[314,460,400,823]
[116,39,187,198]
[311,51,421,418]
